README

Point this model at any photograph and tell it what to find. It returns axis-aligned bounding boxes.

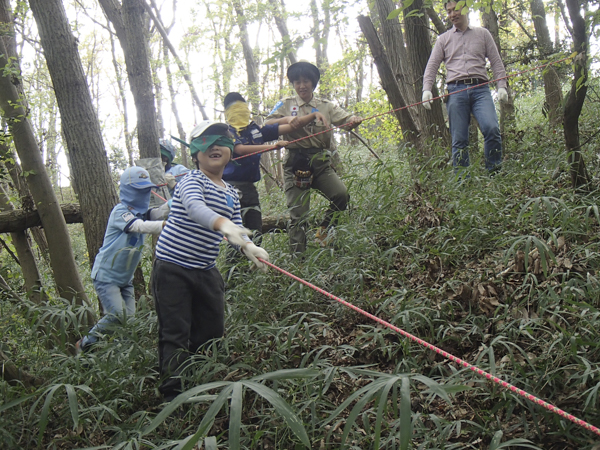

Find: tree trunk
[0,186,46,303]
[530,0,563,127]
[0,349,43,387]
[29,0,119,268]
[563,0,589,189]
[268,0,298,64]
[109,26,134,166]
[357,15,421,149]
[426,7,447,35]
[121,0,161,159]
[482,6,515,141]
[233,0,260,112]
[163,42,189,168]
[0,39,90,308]
[142,0,209,120]
[404,0,449,148]
[371,0,413,105]
[0,0,50,262]
[0,203,82,233]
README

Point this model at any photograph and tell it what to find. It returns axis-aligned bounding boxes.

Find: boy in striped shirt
[152,121,269,402]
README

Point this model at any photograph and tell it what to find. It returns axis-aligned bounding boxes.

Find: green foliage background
[2,84,600,448]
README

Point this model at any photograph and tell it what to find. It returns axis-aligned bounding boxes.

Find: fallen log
[0,203,288,233]
[0,203,82,233]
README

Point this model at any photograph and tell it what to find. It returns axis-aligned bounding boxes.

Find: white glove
[498,87,508,103]
[127,219,164,235]
[218,219,252,248]
[243,243,269,273]
[164,173,177,190]
[422,91,433,110]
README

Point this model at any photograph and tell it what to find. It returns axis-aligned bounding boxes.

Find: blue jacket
[223,122,279,183]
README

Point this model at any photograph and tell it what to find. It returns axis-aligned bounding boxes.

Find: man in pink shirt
[422,1,508,174]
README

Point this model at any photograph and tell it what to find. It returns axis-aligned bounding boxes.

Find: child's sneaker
[75,339,84,356]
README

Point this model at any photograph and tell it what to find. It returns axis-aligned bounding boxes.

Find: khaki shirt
[266,94,354,150]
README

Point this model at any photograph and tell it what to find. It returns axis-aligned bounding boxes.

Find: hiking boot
[315,227,329,247]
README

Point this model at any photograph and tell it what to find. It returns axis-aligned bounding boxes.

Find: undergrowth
[3,92,600,449]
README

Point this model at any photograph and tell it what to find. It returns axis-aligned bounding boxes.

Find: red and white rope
[259,257,600,437]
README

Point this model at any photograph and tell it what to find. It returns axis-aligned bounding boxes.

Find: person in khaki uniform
[266,61,362,253]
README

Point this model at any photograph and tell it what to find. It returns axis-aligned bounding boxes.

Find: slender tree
[99,0,161,159]
[403,0,449,148]
[563,0,590,188]
[530,0,563,126]
[28,0,119,267]
[0,39,90,308]
[144,0,209,121]
[268,0,298,65]
[0,184,46,303]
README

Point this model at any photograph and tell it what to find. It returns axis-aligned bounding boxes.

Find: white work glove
[218,219,252,248]
[243,242,269,273]
[164,173,177,190]
[498,87,508,103]
[422,91,433,110]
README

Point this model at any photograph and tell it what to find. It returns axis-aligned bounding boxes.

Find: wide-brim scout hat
[120,166,156,189]
[223,92,246,110]
[286,61,320,86]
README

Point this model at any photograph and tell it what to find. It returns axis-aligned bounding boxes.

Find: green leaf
[0,394,34,413]
[412,375,452,404]
[242,380,310,447]
[65,384,79,430]
[229,382,243,449]
[373,377,398,448]
[37,384,63,448]
[400,377,412,450]
[179,385,234,450]
[142,381,230,436]
[387,8,402,19]
[204,437,218,450]
[489,430,503,450]
[340,388,377,448]
[251,368,318,382]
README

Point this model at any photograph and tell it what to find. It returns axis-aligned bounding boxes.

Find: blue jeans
[80,280,135,349]
[446,83,502,172]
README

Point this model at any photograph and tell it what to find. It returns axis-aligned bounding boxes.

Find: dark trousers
[230,181,262,236]
[152,259,225,398]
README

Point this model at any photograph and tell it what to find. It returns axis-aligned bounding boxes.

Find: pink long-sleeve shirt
[422,25,507,92]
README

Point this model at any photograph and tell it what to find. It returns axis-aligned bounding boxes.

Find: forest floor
[3,115,600,448]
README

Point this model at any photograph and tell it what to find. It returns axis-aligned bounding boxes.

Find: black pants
[152,259,225,399]
[230,181,262,235]
[226,182,262,264]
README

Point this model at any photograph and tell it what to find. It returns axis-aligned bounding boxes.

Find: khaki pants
[284,149,349,253]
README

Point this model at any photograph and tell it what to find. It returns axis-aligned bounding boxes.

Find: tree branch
[142,0,209,120]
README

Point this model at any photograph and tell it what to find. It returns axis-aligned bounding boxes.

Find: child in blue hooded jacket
[160,139,190,196]
[77,166,170,353]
